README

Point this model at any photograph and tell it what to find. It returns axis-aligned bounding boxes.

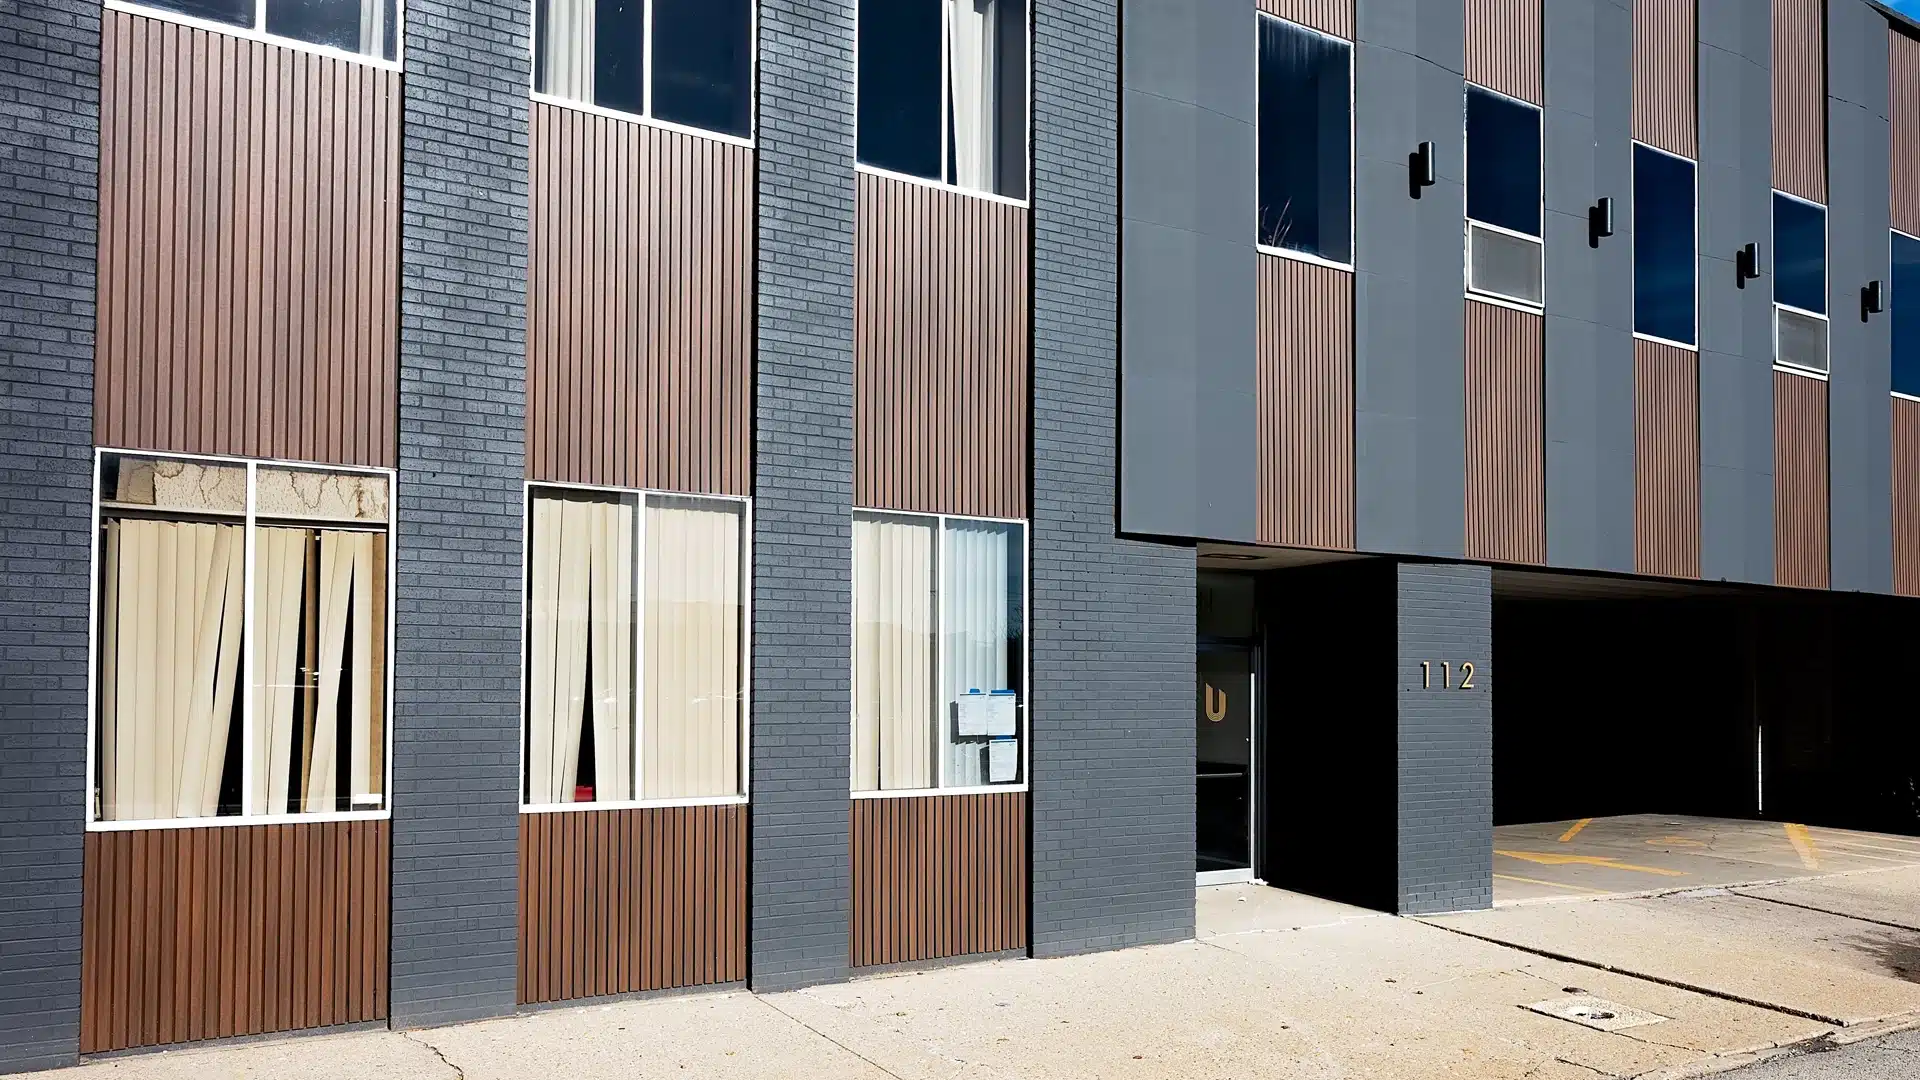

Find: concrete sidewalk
[41,874,1920,1080]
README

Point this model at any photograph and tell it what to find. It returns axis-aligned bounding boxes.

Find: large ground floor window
[523,485,749,807]
[92,451,393,826]
[851,510,1026,794]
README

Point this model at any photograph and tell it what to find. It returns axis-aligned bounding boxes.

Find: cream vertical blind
[527,494,636,804]
[540,0,596,102]
[642,498,743,798]
[252,527,310,814]
[941,520,1012,787]
[947,0,997,191]
[852,515,936,792]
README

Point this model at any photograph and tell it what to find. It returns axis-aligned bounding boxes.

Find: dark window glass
[1774,193,1827,315]
[1633,144,1696,346]
[651,0,753,138]
[143,0,252,30]
[1257,16,1351,262]
[593,0,647,116]
[1466,86,1541,237]
[857,0,943,180]
[266,0,390,55]
[991,0,1029,199]
[1895,233,1920,396]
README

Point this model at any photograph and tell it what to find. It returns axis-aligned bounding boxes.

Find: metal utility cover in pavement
[1524,996,1670,1032]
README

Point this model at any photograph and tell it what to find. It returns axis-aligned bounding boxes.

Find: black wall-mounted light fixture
[1588,197,1615,248]
[1409,141,1436,198]
[1863,278,1886,319]
[1736,242,1761,285]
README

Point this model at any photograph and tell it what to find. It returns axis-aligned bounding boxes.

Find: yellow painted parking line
[1785,823,1820,870]
[1803,838,1914,863]
[1494,873,1603,894]
[1495,850,1688,877]
[1557,818,1593,843]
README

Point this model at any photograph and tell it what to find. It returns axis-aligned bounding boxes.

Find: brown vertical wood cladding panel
[1894,30,1920,235]
[1633,0,1698,157]
[1466,0,1544,105]
[525,103,753,497]
[1774,371,1831,588]
[1634,339,1703,577]
[1773,0,1828,203]
[94,11,398,468]
[1256,0,1353,39]
[1255,255,1354,549]
[1894,398,1920,595]
[79,821,388,1054]
[517,805,746,1005]
[1464,302,1546,564]
[849,793,1027,969]
[854,172,1030,520]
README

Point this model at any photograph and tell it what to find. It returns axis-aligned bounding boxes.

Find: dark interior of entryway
[1492,572,1920,838]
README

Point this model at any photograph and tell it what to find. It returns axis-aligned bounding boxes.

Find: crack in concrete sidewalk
[400,1030,467,1080]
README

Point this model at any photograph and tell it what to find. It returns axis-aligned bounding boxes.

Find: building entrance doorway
[1197,644,1257,884]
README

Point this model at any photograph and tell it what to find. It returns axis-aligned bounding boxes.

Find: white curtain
[642,500,742,799]
[852,517,935,791]
[253,527,310,814]
[941,521,1012,787]
[358,0,387,58]
[947,0,997,191]
[302,531,383,812]
[99,519,244,821]
[528,496,633,804]
[541,0,595,102]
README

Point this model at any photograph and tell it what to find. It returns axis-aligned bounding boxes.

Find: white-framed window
[851,510,1028,796]
[1256,12,1352,267]
[1465,84,1544,307]
[109,0,399,65]
[1894,229,1920,399]
[533,0,755,142]
[522,484,750,809]
[856,0,1030,200]
[88,450,395,829]
[1774,190,1829,376]
[1632,142,1698,349]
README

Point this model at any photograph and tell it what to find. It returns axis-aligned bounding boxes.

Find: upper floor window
[852,511,1026,794]
[1633,143,1697,347]
[534,0,754,140]
[1465,85,1543,306]
[141,0,397,61]
[1256,14,1351,264]
[523,486,748,807]
[92,452,393,825]
[1774,191,1828,374]
[857,0,1030,199]
[1895,231,1920,398]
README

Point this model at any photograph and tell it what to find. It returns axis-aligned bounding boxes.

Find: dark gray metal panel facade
[0,0,98,1067]
[1696,0,1776,584]
[1032,0,1198,958]
[1544,0,1637,573]
[388,0,530,1028]
[748,0,856,991]
[1828,0,1895,594]
[1354,0,1468,559]
[1394,561,1493,915]
[1118,0,1258,544]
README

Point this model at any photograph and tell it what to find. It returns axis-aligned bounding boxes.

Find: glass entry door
[1196,644,1256,884]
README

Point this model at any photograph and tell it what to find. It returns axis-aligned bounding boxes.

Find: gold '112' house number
[1419,661,1477,690]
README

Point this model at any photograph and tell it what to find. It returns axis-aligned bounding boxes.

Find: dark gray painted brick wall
[1544,0,1636,574]
[1697,0,1776,585]
[1828,0,1894,595]
[389,0,530,1028]
[1355,0,1468,560]
[0,0,98,1067]
[1118,0,1258,544]
[1395,562,1492,915]
[1031,0,1198,958]
[749,0,856,991]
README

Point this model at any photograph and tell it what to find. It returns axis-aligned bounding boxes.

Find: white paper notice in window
[955,691,1018,737]
[987,738,1019,783]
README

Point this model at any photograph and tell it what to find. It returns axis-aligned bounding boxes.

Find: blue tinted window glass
[265,0,365,54]
[1895,233,1920,396]
[1774,193,1827,315]
[857,0,942,180]
[1466,86,1541,237]
[593,0,647,115]
[1257,17,1351,262]
[1633,144,1696,346]
[651,0,753,138]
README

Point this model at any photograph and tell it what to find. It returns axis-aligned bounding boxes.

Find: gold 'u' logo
[1204,683,1228,723]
